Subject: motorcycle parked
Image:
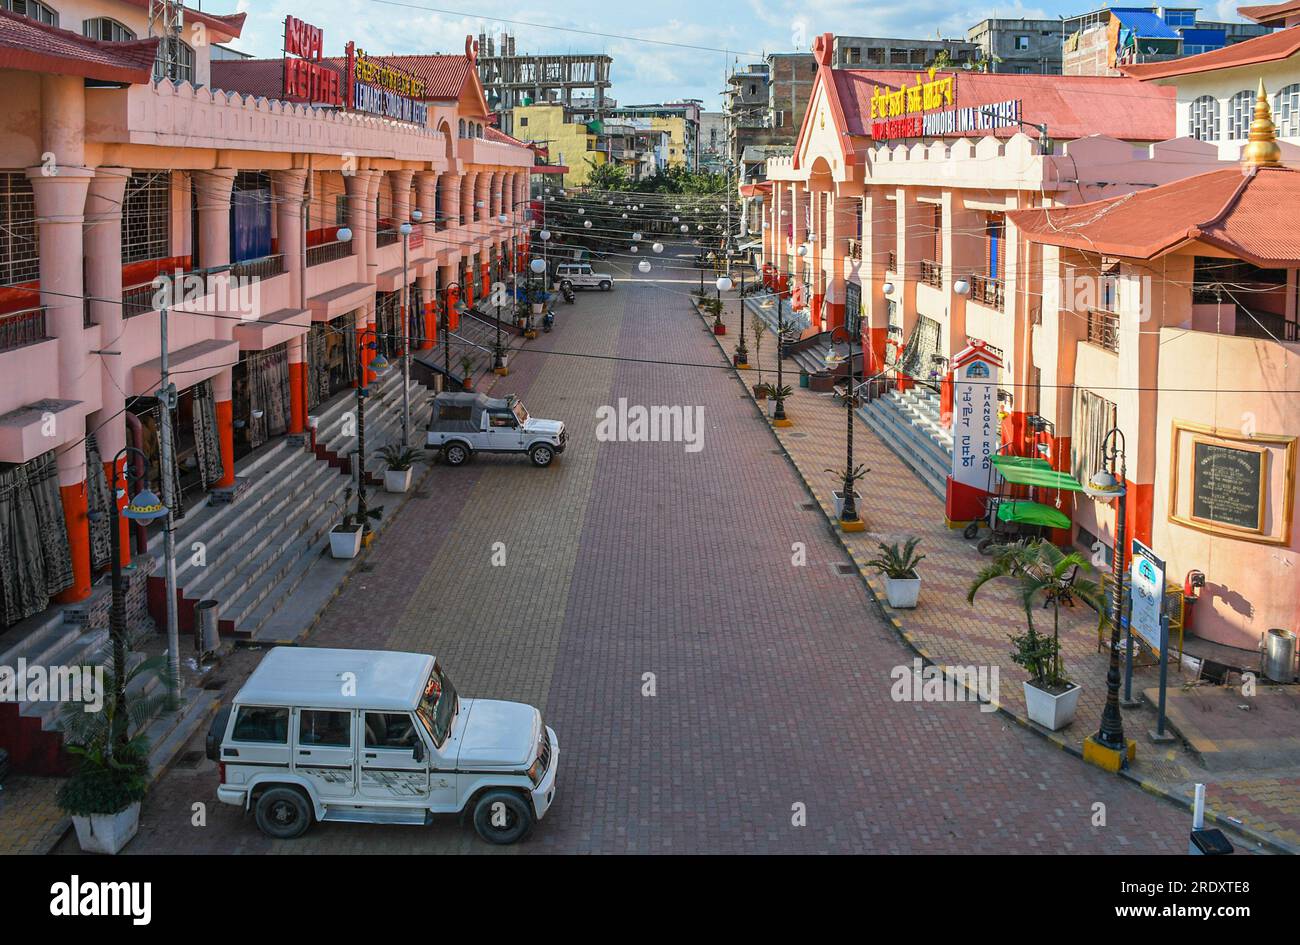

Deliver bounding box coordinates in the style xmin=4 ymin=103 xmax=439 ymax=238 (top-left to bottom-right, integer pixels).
xmin=543 ymin=310 xmax=555 ymax=332
xmin=560 ymin=282 xmax=576 ymax=304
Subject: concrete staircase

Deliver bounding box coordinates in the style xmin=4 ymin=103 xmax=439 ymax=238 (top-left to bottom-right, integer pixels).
xmin=858 ymin=386 xmax=952 ymax=499
xmin=148 ymin=366 xmax=432 ymax=643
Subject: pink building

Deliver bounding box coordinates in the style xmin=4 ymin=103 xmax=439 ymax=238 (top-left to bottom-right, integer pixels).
xmin=0 ymin=3 xmax=535 ymax=770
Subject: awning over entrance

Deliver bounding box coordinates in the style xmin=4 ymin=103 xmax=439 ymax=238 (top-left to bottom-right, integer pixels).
xmin=232 ymin=306 xmax=312 ymax=350
xmin=131 ymin=339 xmax=239 ymax=395
xmin=308 ymin=282 xmax=375 ymax=321
xmin=990 ymin=454 xmax=1084 ymax=491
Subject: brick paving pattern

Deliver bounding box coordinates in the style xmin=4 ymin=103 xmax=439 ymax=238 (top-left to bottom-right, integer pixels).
xmin=65 ymin=247 xmax=1242 ymax=854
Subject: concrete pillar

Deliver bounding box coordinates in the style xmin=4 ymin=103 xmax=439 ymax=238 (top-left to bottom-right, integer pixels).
xmin=417 ymin=273 xmax=435 ymax=350
xmin=86 ymin=167 xmax=133 ymax=566
xmin=194 ymin=168 xmax=237 ymax=488
xmin=390 ymin=168 xmax=414 ymax=226
xmin=439 ymin=172 xmax=461 ymax=228
xmin=345 ymin=169 xmax=373 ymax=280
xmin=364 ymin=170 xmax=383 ymax=285
xmin=415 ymin=170 xmax=438 ymax=239
xmin=460 ymin=172 xmax=476 ymax=231
xmin=474 ymin=173 xmax=490 ymax=223
xmin=273 ymin=166 xmax=310 ymax=436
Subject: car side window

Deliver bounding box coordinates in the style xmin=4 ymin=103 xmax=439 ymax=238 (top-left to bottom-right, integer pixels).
xmin=232 ymin=706 xmax=289 ymax=743
xmin=489 ymin=413 xmax=514 ymax=427
xmin=365 ymin=713 xmax=418 ymax=749
xmin=299 ymin=709 xmax=351 ymax=747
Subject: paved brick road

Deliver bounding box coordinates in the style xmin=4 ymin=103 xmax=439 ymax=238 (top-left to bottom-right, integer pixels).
xmin=105 ymin=247 xmax=1193 ymax=854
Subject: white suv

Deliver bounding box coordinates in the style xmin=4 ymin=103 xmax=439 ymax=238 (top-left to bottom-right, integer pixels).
xmin=555 ymin=262 xmax=613 ymax=291
xmin=208 ymin=647 xmax=559 ymax=845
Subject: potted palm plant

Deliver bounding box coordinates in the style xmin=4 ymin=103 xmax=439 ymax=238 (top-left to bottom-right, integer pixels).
xmin=57 ymin=626 xmax=172 ymax=854
xmin=329 ymin=488 xmax=381 ymax=558
xmin=764 ymin=383 xmax=793 ymax=418
xmin=699 ymin=296 xmax=725 ymax=334
xmin=967 ymin=542 xmax=1103 ymax=731
xmin=750 ymin=320 xmax=767 ymax=396
xmin=379 ymin=444 xmax=425 ymax=493
xmin=459 ymin=353 xmax=476 ymax=391
xmin=827 ymin=463 xmax=869 ymax=524
xmin=866 ymin=537 xmax=925 ymax=608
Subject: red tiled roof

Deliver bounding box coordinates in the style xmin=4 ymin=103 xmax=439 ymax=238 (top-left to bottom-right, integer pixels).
xmin=485 ymin=125 xmax=525 ymax=147
xmin=213 ymin=53 xmax=479 ymax=104
xmin=115 ymin=1 xmax=245 ymax=39
xmin=1238 ymin=0 xmax=1300 ymax=25
xmin=1009 ymin=166 xmax=1300 ymax=267
xmin=1121 ymin=25 xmax=1300 ymax=80
xmin=0 ymin=9 xmax=159 ymax=84
xmin=835 ymin=69 xmax=1176 ymax=142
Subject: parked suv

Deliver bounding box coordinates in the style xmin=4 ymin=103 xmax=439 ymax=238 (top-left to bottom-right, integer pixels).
xmin=555 ymin=262 xmax=613 ymax=291
xmin=426 ymin=391 xmax=566 ymax=467
xmin=208 ymin=647 xmax=559 ymax=845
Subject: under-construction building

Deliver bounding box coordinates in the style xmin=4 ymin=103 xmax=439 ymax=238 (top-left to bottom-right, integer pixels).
xmin=476 ymin=32 xmax=613 ymax=136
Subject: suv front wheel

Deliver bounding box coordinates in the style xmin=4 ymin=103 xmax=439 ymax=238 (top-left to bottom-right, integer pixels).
xmin=472 ymin=790 xmax=534 ymax=844
xmin=529 ymin=444 xmax=555 ymax=467
xmin=599 ymin=280 xmax=612 ymax=291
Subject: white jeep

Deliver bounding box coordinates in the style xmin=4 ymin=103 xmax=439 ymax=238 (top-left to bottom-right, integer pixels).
xmin=555 ymin=262 xmax=613 ymax=291
xmin=208 ymin=647 xmax=559 ymax=845
xmin=426 ymin=391 xmax=566 ymax=467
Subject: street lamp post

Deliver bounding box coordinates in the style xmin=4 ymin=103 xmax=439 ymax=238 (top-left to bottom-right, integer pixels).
xmin=736 ymin=267 xmax=749 ymax=366
xmin=1085 ymin=428 xmax=1130 ymax=765
xmin=399 ymin=215 xmax=417 ymax=446
xmin=442 ymin=281 xmax=459 ymax=383
xmin=106 ymin=448 xmax=169 ymax=741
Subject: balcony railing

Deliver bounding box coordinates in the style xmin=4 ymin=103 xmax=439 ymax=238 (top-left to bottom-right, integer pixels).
xmin=919 ymin=259 xmax=943 ymax=288
xmin=970 ymin=274 xmax=1004 ymax=311
xmin=307 ymin=241 xmax=355 ymax=268
xmin=886 ymin=250 xmax=897 ymax=272
xmin=122 ymin=281 xmax=160 ymax=318
xmin=1086 ymin=308 xmax=1120 ymax=353
xmin=376 ymin=229 xmax=400 ymax=248
xmin=847 ymin=239 xmax=862 ymax=261
xmin=0 ymin=306 xmax=48 ymax=351
xmin=228 ymin=253 xmax=286 ymax=282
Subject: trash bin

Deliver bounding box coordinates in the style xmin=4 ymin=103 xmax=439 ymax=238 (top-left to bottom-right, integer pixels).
xmin=195 ymin=599 xmax=220 ymax=656
xmin=1262 ymin=628 xmax=1296 ymax=683
xmin=1189 ymin=828 xmax=1234 ymax=855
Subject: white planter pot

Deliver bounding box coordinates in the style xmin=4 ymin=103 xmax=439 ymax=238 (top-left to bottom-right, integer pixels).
xmin=329 ymin=525 xmax=363 ymax=559
xmin=883 ymin=574 xmax=920 ymax=608
xmin=531 ymin=303 xmax=543 ymax=314
xmin=384 ymin=468 xmax=413 ymax=493
xmin=71 ymin=801 xmax=140 ymax=855
xmin=1023 ymin=680 xmax=1081 ymax=731
xmin=832 ymin=490 xmax=863 ymax=520
xmin=767 ymin=398 xmax=778 ymax=417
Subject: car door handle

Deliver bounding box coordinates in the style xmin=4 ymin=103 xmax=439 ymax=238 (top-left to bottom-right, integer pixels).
xmin=222 ymin=748 xmax=239 ymax=757
xmin=364 ymin=753 xmax=378 ymax=759
xmin=298 ymin=750 xmax=312 ymax=755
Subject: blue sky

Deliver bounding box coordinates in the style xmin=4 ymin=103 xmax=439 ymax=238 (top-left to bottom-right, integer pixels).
xmin=229 ymin=0 xmax=1250 ymax=107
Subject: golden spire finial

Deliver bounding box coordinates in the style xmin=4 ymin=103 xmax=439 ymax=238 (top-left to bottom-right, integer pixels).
xmin=1243 ymin=78 xmax=1282 ymax=168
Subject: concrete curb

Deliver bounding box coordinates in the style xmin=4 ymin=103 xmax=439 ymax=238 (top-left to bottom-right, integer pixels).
xmin=700 ymin=290 xmax=1295 ymax=857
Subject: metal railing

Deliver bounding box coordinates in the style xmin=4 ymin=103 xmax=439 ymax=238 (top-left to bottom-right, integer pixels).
xmin=970 ymin=274 xmax=1004 ymax=311
xmin=307 ymin=241 xmax=354 ymax=268
xmin=1086 ymin=308 xmax=1120 ymax=352
xmin=122 ymin=281 xmax=160 ymax=318
xmin=886 ymin=250 xmax=897 ymax=272
xmin=229 ymin=253 xmax=285 ymax=282
xmin=847 ymin=239 xmax=862 ymax=260
xmin=376 ymin=229 xmax=400 ymax=248
xmin=0 ymin=306 xmax=47 ymax=351
xmin=919 ymin=259 xmax=942 ymax=288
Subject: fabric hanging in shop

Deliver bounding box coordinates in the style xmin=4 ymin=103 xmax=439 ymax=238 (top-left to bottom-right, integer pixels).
xmin=141 ymin=403 xmax=186 ymax=521
xmin=376 ymin=291 xmax=401 ymax=359
xmin=247 ymin=345 xmax=292 ymax=450
xmin=342 ymin=318 xmax=358 ymax=384
xmin=0 ymin=451 xmax=75 ymax=626
xmin=191 ymin=379 xmax=225 ymax=488
xmin=85 ymin=433 xmax=113 ymax=571
xmin=307 ymin=323 xmax=329 ymax=410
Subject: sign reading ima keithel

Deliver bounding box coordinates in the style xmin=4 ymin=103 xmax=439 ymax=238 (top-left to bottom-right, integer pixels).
xmin=949 ymin=342 xmax=1002 ymax=491
xmin=346 ymin=43 xmax=428 ymax=125
xmin=868 ymin=69 xmax=1022 ymax=142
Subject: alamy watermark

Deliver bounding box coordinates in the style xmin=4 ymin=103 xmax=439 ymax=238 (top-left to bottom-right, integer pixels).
xmin=0 ymin=660 xmax=104 ymax=713
xmin=890 ymin=658 xmax=999 ymax=712
xmin=595 ymin=399 xmax=705 ymax=453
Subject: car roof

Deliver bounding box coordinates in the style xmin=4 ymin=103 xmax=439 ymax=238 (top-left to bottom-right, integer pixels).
xmin=235 ymin=647 xmax=435 ymax=712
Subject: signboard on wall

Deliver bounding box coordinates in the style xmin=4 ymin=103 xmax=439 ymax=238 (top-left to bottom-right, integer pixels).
xmin=871 ymin=98 xmax=1023 ymax=142
xmin=282 ymin=16 xmax=343 ymax=107
xmin=345 ymin=42 xmax=428 ymax=125
xmin=1191 ymin=439 xmax=1266 ymax=532
xmin=949 ymin=342 xmax=1001 ymax=490
xmin=1129 ymin=539 xmax=1166 ymax=653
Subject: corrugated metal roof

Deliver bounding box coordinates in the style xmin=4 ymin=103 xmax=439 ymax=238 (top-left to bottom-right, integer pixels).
xmin=0 ymin=9 xmax=160 ymax=84
xmin=1011 ymin=166 xmax=1300 ymax=268
xmin=835 ymin=69 xmax=1175 ymax=142
xmin=1122 ymin=24 xmax=1300 ymax=80
xmin=1111 ymin=8 xmax=1181 ymax=39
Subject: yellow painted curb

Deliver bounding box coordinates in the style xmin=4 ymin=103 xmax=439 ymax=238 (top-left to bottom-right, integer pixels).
xmin=839 ymin=519 xmax=866 ymax=532
xmin=772 ymin=418 xmax=793 ymax=427
xmin=1083 ymin=735 xmax=1138 ymax=773
xmin=494 ymin=367 xmax=510 ymax=376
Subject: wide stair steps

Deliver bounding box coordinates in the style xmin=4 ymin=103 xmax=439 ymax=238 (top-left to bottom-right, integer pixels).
xmin=858 ymin=386 xmax=952 ymax=499
xmin=148 ymin=367 xmax=431 ymax=644
xmin=0 ymin=606 xmax=217 ymax=776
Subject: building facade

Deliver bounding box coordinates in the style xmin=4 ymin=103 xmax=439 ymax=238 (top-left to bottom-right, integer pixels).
xmin=1063 ymin=6 xmax=1273 ymax=76
xmin=966 ymin=18 xmax=1065 ymax=73
xmin=0 ymin=4 xmax=533 ymax=646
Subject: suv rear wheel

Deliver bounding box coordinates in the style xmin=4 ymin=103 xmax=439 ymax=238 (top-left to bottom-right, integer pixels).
xmin=254 ymin=787 xmax=312 ymax=840
xmin=472 ymin=790 xmax=533 ymax=844
xmin=443 ymin=442 xmax=470 ymax=466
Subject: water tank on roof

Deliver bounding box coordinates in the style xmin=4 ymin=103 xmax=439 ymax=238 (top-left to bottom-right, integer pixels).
xmin=586 ymin=119 xmax=604 ymax=134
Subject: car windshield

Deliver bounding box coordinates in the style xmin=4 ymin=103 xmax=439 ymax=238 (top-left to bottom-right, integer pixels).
xmin=416 ymin=664 xmax=458 ymax=748
xmin=512 ymin=401 xmax=529 ymax=425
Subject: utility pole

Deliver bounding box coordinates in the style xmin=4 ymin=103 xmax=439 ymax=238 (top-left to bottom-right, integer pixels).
xmin=156 ymin=303 xmax=180 ymax=700
xmin=148 ymin=0 xmax=184 ymax=81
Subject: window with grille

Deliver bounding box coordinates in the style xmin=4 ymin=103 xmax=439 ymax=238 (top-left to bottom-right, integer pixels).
xmin=121 ymin=172 xmax=171 ymax=265
xmin=3 ymin=0 xmax=58 ymax=26
xmin=1227 ymin=89 xmax=1254 ymax=140
xmin=1275 ymin=84 xmax=1300 ymax=138
xmin=1188 ymin=95 xmax=1219 ymax=141
xmin=335 ymin=194 xmax=348 ymax=226
xmin=83 ymin=17 xmax=136 ymax=42
xmin=153 ymin=38 xmax=195 ymax=84
xmin=0 ymin=172 xmax=38 ymax=288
